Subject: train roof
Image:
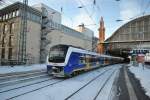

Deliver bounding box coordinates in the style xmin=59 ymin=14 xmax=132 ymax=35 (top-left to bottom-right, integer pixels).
xmin=51 ymin=44 xmax=123 ymax=59
xmin=51 ymin=44 xmax=83 ymax=49
xmin=69 ymin=46 xmax=123 ymax=59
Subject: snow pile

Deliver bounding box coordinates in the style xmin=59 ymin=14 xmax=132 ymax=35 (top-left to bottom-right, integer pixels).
xmin=0 ymin=64 xmax=46 ymax=74
xmin=129 ymin=64 xmax=150 ymax=97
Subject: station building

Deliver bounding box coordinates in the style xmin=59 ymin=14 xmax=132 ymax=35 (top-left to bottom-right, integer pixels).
xmin=0 ymin=2 xmax=42 ymax=65
xmin=104 ymin=15 xmax=150 ymax=58
xmin=0 ymin=2 xmax=94 ymax=65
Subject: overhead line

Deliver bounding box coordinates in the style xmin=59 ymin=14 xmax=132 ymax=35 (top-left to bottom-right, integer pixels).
xmin=78 ymin=0 xmax=97 ymax=25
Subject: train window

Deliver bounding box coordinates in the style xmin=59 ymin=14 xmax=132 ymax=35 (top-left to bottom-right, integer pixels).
xmin=79 ymin=56 xmax=85 ymax=64
xmin=92 ymin=57 xmax=97 ymax=62
xmin=85 ymin=55 xmax=96 ymax=63
xmin=50 ymin=50 xmax=65 ymax=57
xmin=89 ymin=56 xmax=94 ymax=63
xmin=48 ymin=45 xmax=69 ymax=63
xmin=85 ymin=55 xmax=90 ymax=63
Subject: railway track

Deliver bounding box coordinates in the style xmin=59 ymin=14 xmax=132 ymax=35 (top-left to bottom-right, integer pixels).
xmin=0 ymin=70 xmax=46 ymax=82
xmin=6 ymin=79 xmax=65 ymax=100
xmin=93 ymin=70 xmax=116 ymax=100
xmin=0 ymin=76 xmax=52 ymax=93
xmin=64 ymin=68 xmax=116 ymax=100
xmin=0 ymin=70 xmax=48 ymax=88
xmin=0 ymin=77 xmax=65 ymax=100
xmin=64 ymin=67 xmax=115 ymax=100
xmin=0 ymin=67 xmax=111 ymax=100
xmin=0 ymin=65 xmax=120 ymax=100
xmin=0 ymin=69 xmax=46 ymax=77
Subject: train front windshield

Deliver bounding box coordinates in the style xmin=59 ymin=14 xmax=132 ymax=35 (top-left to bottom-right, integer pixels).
xmin=49 ymin=45 xmax=68 ymax=63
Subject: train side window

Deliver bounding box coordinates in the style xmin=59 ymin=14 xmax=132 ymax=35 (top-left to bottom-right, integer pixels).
xmin=91 ymin=56 xmax=94 ymax=63
xmin=79 ymin=55 xmax=85 ymax=64
xmin=88 ymin=56 xmax=91 ymax=63
xmin=85 ymin=55 xmax=89 ymax=63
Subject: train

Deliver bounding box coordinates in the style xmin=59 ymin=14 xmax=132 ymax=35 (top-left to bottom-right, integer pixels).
xmin=46 ymin=44 xmax=124 ymax=77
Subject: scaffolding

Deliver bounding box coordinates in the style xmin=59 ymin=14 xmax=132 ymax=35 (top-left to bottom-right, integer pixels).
xmin=18 ymin=0 xmax=28 ymax=64
xmin=40 ymin=7 xmax=50 ymax=63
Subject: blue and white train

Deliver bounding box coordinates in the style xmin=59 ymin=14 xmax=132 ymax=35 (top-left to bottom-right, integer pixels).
xmin=47 ymin=44 xmax=124 ymax=77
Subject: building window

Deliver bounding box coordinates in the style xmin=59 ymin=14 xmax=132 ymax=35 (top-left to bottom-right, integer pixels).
xmin=9 ymin=35 xmax=14 ymax=46
xmin=27 ymin=12 xmax=29 ymax=19
xmin=3 ymin=24 xmax=8 ymax=34
xmin=10 ymin=23 xmax=15 ymax=34
xmin=38 ymin=16 xmax=41 ymax=23
xmin=12 ymin=11 xmax=16 ymax=17
xmin=6 ymin=14 xmax=8 ymax=19
xmin=30 ymin=13 xmax=33 ymax=20
xmin=1 ymin=48 xmax=5 ymax=59
xmin=16 ymin=10 xmax=19 ymax=16
xmin=0 ymin=34 xmax=1 ymax=43
xmin=2 ymin=36 xmax=4 ymax=47
xmin=1 ymin=16 xmax=3 ymax=21
xmin=32 ymin=14 xmax=36 ymax=21
xmin=9 ymin=36 xmax=12 ymax=46
xmin=8 ymin=48 xmax=13 ymax=59
xmin=2 ymin=36 xmax=7 ymax=47
xmin=8 ymin=13 xmax=12 ymax=19
xmin=0 ymin=24 xmax=2 ymax=33
xmin=2 ymin=15 xmax=5 ymax=20
xmin=0 ymin=16 xmax=2 ymax=21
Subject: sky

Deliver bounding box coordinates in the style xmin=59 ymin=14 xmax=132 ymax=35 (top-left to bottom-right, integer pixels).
xmin=1 ymin=0 xmax=150 ymax=39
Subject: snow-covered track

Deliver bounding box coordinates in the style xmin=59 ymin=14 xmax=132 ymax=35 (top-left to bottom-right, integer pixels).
xmin=0 ymin=69 xmax=46 ymax=77
xmin=0 ymin=65 xmax=121 ymax=100
xmin=0 ymin=78 xmax=65 ymax=100
xmin=0 ymin=69 xmax=46 ymax=81
xmin=0 ymin=73 xmax=49 ymax=88
xmin=0 ymin=77 xmax=53 ymax=93
xmin=64 ymin=68 xmax=113 ymax=100
xmin=0 ymin=70 xmax=48 ymax=88
xmin=93 ymin=70 xmax=116 ymax=100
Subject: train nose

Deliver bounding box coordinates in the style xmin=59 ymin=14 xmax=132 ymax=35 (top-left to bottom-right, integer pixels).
xmin=52 ymin=66 xmax=62 ymax=73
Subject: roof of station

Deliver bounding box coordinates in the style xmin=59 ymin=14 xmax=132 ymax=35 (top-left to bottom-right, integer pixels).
xmin=105 ymin=14 xmax=150 ymax=42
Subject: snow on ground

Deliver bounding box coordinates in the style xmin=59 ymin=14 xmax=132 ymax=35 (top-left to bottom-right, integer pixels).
xmin=96 ymin=69 xmax=120 ymax=100
xmin=0 ymin=64 xmax=46 ymax=74
xmin=10 ymin=68 xmax=109 ymax=100
xmin=4 ymin=64 xmax=121 ymax=100
xmin=129 ymin=63 xmax=150 ymax=97
xmin=69 ymin=68 xmax=120 ymax=100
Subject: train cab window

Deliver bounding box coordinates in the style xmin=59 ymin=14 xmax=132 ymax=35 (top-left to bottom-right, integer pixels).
xmin=50 ymin=50 xmax=65 ymax=58
xmin=48 ymin=45 xmax=69 ymax=63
